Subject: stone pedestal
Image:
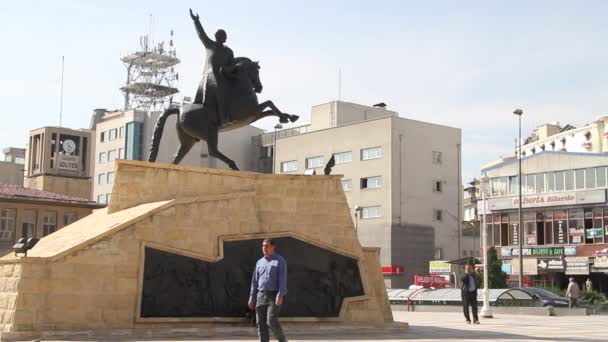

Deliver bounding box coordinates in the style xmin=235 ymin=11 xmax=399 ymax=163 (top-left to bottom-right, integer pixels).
xmin=0 ymin=160 xmax=397 ymax=340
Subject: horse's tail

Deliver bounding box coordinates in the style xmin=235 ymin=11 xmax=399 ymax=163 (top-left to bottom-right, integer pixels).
xmin=148 ymin=107 xmax=180 ymax=162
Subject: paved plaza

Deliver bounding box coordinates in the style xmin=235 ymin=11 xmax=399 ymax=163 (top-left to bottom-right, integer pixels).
xmin=118 ymin=311 xmax=607 ymax=342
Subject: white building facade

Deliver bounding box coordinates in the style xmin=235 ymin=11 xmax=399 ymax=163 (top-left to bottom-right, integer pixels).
xmin=273 ymin=101 xmax=463 ymax=288
xmin=90 ymin=109 xmax=263 ymax=204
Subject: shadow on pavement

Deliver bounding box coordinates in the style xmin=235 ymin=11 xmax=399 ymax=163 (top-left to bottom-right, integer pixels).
xmin=112 ymin=322 xmax=602 ymax=341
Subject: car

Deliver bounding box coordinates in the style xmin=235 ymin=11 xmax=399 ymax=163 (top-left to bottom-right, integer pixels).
xmin=522 ymin=287 xmax=570 ymax=308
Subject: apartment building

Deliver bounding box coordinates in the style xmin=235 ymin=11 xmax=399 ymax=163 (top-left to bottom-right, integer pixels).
xmin=272 ymin=101 xmax=462 ymax=288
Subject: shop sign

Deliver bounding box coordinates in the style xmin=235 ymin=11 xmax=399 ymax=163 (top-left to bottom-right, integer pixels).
xmin=414 ymin=275 xmax=447 ymax=288
xmin=593 ymin=249 xmax=608 ymax=269
xmin=537 ymin=259 xmax=565 ymax=272
xmin=504 ymin=246 xmax=576 ymax=257
xmin=382 ymin=265 xmax=404 ymax=275
xmin=586 ymin=228 xmax=603 ymax=239
xmin=512 ymin=223 xmax=519 ymax=245
xmin=429 ymin=261 xmax=451 ymax=274
xmin=569 ymin=228 xmax=584 ymax=236
xmin=57 ymin=154 xmax=79 ymax=171
xmin=511 ymin=258 xmax=538 ymax=275
xmin=556 ymin=221 xmax=566 ymax=243
xmin=488 ymin=189 xmax=606 ymax=210
xmin=565 ymin=257 xmax=589 ymax=275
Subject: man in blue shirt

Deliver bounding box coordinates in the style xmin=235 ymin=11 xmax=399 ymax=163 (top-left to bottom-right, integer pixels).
xmin=248 ymin=238 xmax=288 ymax=342
xmin=461 ymin=264 xmax=479 ymax=324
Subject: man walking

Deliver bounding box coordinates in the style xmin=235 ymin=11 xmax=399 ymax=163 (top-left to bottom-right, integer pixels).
xmin=248 ymin=238 xmax=288 ymax=342
xmin=461 ymin=264 xmax=479 ymax=324
xmin=566 ymin=277 xmax=580 ymax=308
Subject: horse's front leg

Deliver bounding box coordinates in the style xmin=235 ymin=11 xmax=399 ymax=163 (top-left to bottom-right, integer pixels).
xmin=256 ymin=100 xmax=299 ymax=123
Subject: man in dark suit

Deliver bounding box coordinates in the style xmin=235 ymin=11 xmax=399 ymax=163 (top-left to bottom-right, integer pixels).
xmin=461 ymin=264 xmax=479 ymax=324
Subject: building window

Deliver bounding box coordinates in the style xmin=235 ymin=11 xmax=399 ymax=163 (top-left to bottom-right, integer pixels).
xmin=42 ymin=211 xmax=57 ymax=236
xmin=508 ymin=176 xmax=519 ymax=195
xmin=341 ymin=179 xmax=352 ymax=192
xmin=125 ymin=121 xmax=144 ymax=161
xmin=433 ymin=180 xmax=443 ymax=192
xmin=491 ymin=177 xmax=508 ymax=196
xmin=107 ymin=172 xmax=114 ymax=184
xmin=361 ymin=176 xmax=382 ymax=189
xmin=305 ymin=156 xmax=324 ymax=169
xmin=15 ymin=157 xmax=25 ymax=164
xmin=0 ymin=208 xmax=16 ymax=241
xmin=432 ymin=151 xmax=442 ymax=165
xmin=106 ymin=193 xmax=112 ymax=204
xmin=564 ymin=170 xmax=574 ymax=190
xmin=281 ymin=160 xmax=297 ymax=173
xmin=586 ymin=168 xmax=596 ymax=189
xmin=546 ymin=172 xmax=555 ymax=192
xmin=108 ymin=149 xmax=119 ymax=162
xmin=118 ymin=148 xmax=124 ymax=159
xmin=361 ymin=206 xmax=382 ymax=219
xmin=574 ymin=169 xmax=585 ymax=190
xmin=63 ymin=212 xmax=78 ymax=226
xmin=433 ymin=209 xmax=443 ymax=222
xmin=98 ymin=173 xmax=105 ymax=185
xmin=334 ymin=151 xmax=352 ymax=164
xmin=535 ymin=173 xmax=545 ymax=193
xmin=119 ymin=126 xmax=125 ymax=139
xmin=99 ymin=152 xmax=107 ymax=163
xmin=555 ymin=171 xmax=565 ymax=191
xmin=361 ymin=147 xmax=382 ymax=161
xmin=597 ymin=166 xmax=607 ymax=187
xmin=97 ymin=194 xmax=107 ymax=204
xmin=100 ymin=131 xmax=105 ymax=143
xmin=21 ymin=209 xmax=36 ymax=238
xmin=109 ymin=128 xmax=118 ymax=141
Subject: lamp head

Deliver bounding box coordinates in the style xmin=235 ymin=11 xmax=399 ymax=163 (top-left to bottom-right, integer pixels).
xmin=513 ymin=109 xmax=523 ymax=116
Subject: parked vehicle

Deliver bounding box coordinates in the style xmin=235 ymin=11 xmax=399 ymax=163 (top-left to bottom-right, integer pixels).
xmin=522 ymin=288 xmax=569 ymax=308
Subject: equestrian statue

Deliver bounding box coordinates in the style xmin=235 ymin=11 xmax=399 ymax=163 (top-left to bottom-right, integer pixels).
xmin=148 ymin=9 xmax=299 ymax=170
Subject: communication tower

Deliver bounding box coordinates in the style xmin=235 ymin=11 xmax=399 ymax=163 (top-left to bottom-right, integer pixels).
xmin=121 ymin=30 xmax=180 ymax=111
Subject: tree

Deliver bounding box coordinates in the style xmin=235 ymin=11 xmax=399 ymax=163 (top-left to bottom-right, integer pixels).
xmin=479 ymin=246 xmax=508 ymax=288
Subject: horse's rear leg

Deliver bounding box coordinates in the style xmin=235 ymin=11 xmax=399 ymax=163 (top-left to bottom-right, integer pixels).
xmin=206 ymin=126 xmax=239 ymax=170
xmin=171 ymin=128 xmax=197 ymax=165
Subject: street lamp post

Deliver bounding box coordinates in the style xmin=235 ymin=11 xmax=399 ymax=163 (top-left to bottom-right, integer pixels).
xmin=272 ymin=123 xmax=283 ymax=173
xmin=480 ymin=173 xmax=493 ymax=318
xmin=513 ymin=108 xmax=524 ymax=287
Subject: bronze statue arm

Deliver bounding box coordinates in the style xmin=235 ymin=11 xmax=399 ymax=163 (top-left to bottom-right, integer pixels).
xmin=189 ymin=9 xmax=214 ymax=48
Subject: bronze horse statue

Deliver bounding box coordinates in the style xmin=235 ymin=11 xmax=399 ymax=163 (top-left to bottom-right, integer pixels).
xmin=148 ymin=57 xmax=299 ymax=170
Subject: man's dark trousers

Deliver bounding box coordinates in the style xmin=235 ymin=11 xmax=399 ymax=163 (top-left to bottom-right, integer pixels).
xmin=256 ymin=291 xmax=287 ymax=342
xmin=462 ymin=291 xmax=478 ymax=322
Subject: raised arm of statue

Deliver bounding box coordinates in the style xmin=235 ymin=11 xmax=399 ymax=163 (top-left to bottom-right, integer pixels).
xmin=189 ymin=9 xmax=214 ymax=49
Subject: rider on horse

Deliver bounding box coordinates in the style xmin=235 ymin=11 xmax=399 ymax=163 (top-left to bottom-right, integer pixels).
xmin=190 ymin=9 xmax=237 ymax=126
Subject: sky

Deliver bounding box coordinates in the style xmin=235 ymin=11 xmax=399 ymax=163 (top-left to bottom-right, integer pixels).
xmin=1 ymin=0 xmax=607 ymax=183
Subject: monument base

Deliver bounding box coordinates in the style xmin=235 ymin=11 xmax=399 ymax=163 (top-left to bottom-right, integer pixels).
xmin=0 ymin=161 xmax=396 ymax=339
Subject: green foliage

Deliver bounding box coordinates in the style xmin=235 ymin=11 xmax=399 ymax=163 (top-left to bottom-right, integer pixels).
xmin=479 ymin=246 xmax=508 ymax=289
xmin=579 ymin=290 xmax=608 ymax=305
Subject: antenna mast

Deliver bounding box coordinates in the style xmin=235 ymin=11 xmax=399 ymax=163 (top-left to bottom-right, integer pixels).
xmin=120 ymin=19 xmax=179 ymax=112
xmin=59 ymin=56 xmax=65 ymax=127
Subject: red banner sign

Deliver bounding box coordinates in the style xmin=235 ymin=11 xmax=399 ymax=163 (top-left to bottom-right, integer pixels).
xmin=414 ymin=275 xmax=447 ymax=288
xmin=382 ymin=265 xmax=404 ymax=275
